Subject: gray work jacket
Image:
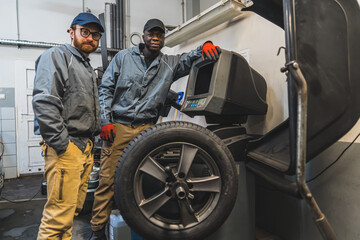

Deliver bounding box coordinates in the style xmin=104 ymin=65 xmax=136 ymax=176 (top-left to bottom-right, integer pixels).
xmin=99 ymin=43 xmax=203 ymax=126
xmin=32 ymin=44 xmax=101 ymax=155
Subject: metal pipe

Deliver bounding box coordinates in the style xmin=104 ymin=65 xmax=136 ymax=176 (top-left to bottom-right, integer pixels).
xmin=113 ymin=4 xmax=118 ymax=49
xmin=283 ymin=0 xmax=296 ymax=60
xmin=99 ymin=13 xmax=109 ymax=70
xmin=0 ymin=38 xmax=61 ymax=48
xmin=124 ymin=0 xmax=130 ymax=48
xmin=116 ymin=0 xmax=124 ymax=49
xmin=165 ymin=0 xmax=245 ymax=47
xmin=289 ymin=62 xmax=337 ymax=240
xmin=182 ymin=0 xmax=186 ymax=24
xmin=283 ymin=1 xmax=337 ymax=238
xmin=105 ymin=3 xmax=112 ymax=49
xmin=110 ymin=4 xmax=115 ymax=49
xmin=16 ymin=0 xmax=20 ymax=41
xmin=0 ymin=38 xmax=103 ymax=53
xmin=283 ymin=0 xmax=297 ymax=172
xmin=119 ymin=0 xmax=124 ymax=49
xmin=116 ymin=0 xmax=120 ymax=49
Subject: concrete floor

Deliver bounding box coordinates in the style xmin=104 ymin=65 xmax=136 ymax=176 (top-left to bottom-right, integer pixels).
xmin=0 ymin=175 xmax=281 ymax=240
xmin=0 ymin=175 xmax=92 ymax=240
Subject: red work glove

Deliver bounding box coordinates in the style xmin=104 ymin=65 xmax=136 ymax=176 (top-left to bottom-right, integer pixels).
xmin=201 ymin=41 xmax=221 ymax=61
xmin=100 ymin=124 xmax=116 ymax=142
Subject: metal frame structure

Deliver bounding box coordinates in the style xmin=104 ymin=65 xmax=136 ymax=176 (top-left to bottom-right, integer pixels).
xmin=282 ymin=0 xmax=337 ymax=238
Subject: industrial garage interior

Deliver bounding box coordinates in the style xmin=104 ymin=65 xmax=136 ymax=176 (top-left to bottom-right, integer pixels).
xmin=1 ymin=0 xmax=360 ymax=239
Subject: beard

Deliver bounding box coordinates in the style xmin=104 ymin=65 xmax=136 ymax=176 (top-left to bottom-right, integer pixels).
xmin=73 ymin=35 xmax=98 ymax=54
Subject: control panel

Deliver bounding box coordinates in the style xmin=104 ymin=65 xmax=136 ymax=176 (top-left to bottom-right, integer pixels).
xmin=183 ymin=98 xmax=207 ymax=109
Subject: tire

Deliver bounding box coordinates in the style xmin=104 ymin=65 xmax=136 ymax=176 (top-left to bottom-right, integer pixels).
xmin=114 ymin=121 xmax=238 ymax=240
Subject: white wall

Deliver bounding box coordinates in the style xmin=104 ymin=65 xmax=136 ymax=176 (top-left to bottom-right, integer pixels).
xmin=0 ymin=0 xmax=114 ymax=43
xmin=0 ymin=0 xmax=183 ymax=88
xmin=200 ymin=0 xmax=219 ymax=11
xmin=125 ymin=0 xmax=183 ymax=47
xmin=0 ymin=0 xmax=117 ymax=88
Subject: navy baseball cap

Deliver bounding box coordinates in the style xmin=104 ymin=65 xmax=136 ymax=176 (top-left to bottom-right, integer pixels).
xmin=143 ymin=19 xmax=165 ymax=33
xmin=71 ymin=13 xmax=104 ymax=32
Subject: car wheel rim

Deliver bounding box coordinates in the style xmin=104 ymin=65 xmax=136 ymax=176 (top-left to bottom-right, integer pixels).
xmin=133 ymin=142 xmax=221 ymax=230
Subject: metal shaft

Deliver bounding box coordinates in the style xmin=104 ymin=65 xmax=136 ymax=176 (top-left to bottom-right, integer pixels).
xmin=288 ymin=61 xmax=337 ymax=240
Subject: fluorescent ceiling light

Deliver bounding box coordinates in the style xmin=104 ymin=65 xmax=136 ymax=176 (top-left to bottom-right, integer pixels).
xmin=165 ymin=0 xmax=253 ymax=47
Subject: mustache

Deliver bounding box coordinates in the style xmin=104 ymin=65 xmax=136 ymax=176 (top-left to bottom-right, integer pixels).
xmin=82 ymin=41 xmax=96 ymax=47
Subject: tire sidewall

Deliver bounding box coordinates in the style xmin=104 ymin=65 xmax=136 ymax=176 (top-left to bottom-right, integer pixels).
xmin=114 ymin=122 xmax=238 ymax=240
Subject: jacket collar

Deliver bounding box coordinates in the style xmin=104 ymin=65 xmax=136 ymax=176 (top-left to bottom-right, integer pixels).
xmin=133 ymin=43 xmax=163 ymax=66
xmin=133 ymin=44 xmax=142 ymax=55
xmin=65 ymin=43 xmax=90 ymax=62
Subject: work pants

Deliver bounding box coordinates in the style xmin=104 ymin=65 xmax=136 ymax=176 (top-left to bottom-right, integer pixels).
xmin=90 ymin=122 xmax=152 ymax=231
xmin=37 ymin=140 xmax=93 ymax=240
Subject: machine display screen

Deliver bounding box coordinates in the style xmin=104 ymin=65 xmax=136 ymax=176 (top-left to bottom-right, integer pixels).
xmin=181 ymin=50 xmax=268 ymax=122
xmin=194 ymin=61 xmax=214 ymax=95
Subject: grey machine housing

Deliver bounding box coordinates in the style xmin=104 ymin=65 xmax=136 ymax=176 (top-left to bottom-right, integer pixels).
xmin=181 ymin=49 xmax=268 ymax=124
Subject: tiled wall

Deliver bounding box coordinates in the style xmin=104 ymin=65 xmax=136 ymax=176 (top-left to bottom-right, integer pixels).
xmin=0 ymin=88 xmax=17 ymax=179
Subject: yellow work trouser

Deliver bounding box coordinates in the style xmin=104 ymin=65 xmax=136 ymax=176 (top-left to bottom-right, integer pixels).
xmin=90 ymin=122 xmax=152 ymax=231
xmin=37 ymin=140 xmax=93 ymax=240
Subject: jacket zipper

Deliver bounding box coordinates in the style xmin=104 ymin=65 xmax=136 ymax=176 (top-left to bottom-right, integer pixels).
xmin=59 ymin=169 xmax=65 ymax=201
xmin=91 ymin=69 xmax=97 ymax=135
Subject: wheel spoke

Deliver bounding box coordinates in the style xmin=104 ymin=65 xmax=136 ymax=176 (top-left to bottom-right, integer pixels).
xmin=139 ymin=156 xmax=167 ymax=183
xmin=188 ymin=176 xmax=221 ymax=192
xmin=178 ymin=199 xmax=199 ymax=227
xmin=177 ymin=145 xmax=198 ymax=178
xmin=139 ymin=188 xmax=172 ymax=218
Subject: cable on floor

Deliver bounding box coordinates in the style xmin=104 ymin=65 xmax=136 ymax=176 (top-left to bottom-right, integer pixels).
xmin=256 ymin=132 xmax=360 ymax=193
xmin=0 ymin=178 xmax=43 ymax=203
xmin=306 ymin=132 xmax=360 ymax=183
xmin=0 ymin=188 xmax=42 ymax=203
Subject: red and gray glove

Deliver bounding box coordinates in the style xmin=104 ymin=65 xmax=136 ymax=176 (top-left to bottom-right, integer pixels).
xmin=201 ymin=41 xmax=221 ymax=61
xmin=100 ymin=124 xmax=116 ymax=142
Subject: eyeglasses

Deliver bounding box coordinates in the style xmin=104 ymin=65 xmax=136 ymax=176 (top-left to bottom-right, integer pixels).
xmin=77 ymin=28 xmax=102 ymax=41
xmin=145 ymin=32 xmax=165 ymax=39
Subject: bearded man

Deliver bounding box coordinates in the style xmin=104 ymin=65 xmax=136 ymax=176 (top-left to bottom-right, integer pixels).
xmin=32 ymin=12 xmax=103 ymax=240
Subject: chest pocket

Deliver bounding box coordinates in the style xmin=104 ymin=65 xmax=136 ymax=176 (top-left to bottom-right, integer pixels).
xmin=115 ymin=69 xmax=143 ymax=97
xmin=67 ymin=62 xmax=94 ymax=94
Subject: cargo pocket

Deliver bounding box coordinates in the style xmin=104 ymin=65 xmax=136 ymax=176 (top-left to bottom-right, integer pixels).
xmin=49 ymin=168 xmax=66 ymax=203
xmin=99 ymin=143 xmax=113 ymax=173
xmin=100 ymin=142 xmax=112 ymax=159
xmin=59 ymin=169 xmax=65 ymax=201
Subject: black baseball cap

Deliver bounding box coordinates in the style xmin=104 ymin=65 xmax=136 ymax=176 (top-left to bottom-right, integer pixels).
xmin=71 ymin=13 xmax=104 ymax=32
xmin=143 ymin=19 xmax=165 ymax=33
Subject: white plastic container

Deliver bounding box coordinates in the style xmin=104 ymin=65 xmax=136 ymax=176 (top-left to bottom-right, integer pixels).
xmin=109 ymin=209 xmax=131 ymax=240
